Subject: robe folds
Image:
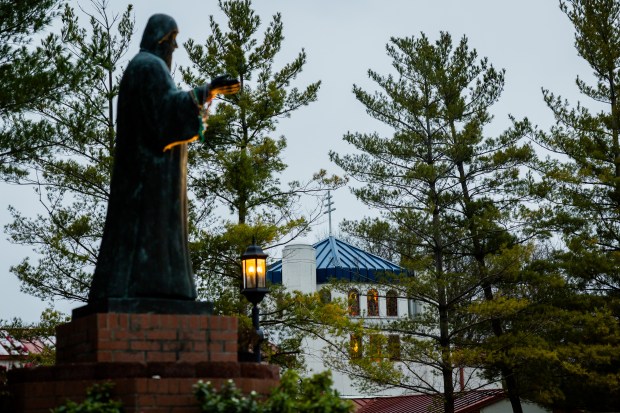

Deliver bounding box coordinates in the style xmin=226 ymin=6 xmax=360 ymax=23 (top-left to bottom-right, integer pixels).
xmin=89 ymin=15 xmax=203 ymax=302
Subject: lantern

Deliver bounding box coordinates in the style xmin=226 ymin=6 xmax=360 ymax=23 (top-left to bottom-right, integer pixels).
xmin=240 ymin=242 xmax=269 ymax=363
xmin=241 ymin=243 xmax=268 ymax=293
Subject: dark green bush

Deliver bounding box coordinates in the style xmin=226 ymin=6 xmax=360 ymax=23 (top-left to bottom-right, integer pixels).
xmin=52 ymin=382 xmax=123 ymax=413
xmin=194 ymin=370 xmax=353 ymax=413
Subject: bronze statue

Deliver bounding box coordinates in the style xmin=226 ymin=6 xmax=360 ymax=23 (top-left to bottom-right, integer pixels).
xmin=83 ymin=14 xmax=239 ymax=314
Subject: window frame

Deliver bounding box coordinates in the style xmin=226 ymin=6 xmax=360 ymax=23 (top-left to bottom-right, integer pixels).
xmin=350 ymin=334 xmax=362 ymax=359
xmin=348 ymin=289 xmax=360 ymax=316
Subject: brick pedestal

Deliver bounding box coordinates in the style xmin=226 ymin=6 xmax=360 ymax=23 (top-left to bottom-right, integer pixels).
xmin=7 ymin=313 xmax=279 ymax=413
xmin=56 ymin=313 xmax=238 ymax=364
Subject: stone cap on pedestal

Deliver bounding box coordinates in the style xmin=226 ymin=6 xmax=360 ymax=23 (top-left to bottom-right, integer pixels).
xmin=72 ymin=298 xmax=213 ymax=319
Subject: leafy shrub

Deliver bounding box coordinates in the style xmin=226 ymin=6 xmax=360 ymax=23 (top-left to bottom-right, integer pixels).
xmin=52 ymin=382 xmax=123 ymax=413
xmin=194 ymin=370 xmax=352 ymax=413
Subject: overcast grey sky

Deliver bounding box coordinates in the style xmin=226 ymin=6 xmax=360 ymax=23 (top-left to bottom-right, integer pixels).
xmin=0 ymin=0 xmax=590 ymax=322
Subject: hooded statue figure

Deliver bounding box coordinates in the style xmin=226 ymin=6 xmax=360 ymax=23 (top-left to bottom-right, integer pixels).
xmin=84 ymin=14 xmax=238 ymax=312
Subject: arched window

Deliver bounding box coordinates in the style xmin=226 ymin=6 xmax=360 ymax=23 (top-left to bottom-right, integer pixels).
xmin=319 ymin=288 xmax=331 ymax=304
xmin=348 ymin=289 xmax=360 ymax=316
xmin=386 ymin=289 xmax=398 ymax=317
xmin=367 ymin=289 xmax=379 ymax=316
xmin=350 ymin=334 xmax=362 ymax=359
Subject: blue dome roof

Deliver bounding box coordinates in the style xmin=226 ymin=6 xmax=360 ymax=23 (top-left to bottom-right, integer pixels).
xmin=267 ymin=236 xmax=406 ymax=285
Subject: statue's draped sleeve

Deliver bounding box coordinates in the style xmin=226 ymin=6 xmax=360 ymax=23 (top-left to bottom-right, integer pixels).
xmin=128 ymin=53 xmax=200 ymax=152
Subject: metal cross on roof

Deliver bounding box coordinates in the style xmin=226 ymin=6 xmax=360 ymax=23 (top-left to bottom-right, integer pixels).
xmin=323 ymin=190 xmax=336 ymax=236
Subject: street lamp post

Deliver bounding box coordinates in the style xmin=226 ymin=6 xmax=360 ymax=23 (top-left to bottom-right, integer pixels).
xmin=240 ymin=242 xmax=269 ymax=363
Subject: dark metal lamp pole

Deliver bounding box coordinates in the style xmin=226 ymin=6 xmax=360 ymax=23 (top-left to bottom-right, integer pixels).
xmin=240 ymin=243 xmax=268 ymax=363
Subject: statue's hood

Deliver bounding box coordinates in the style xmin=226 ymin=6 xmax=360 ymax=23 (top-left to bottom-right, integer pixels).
xmin=139 ymin=14 xmax=178 ymax=59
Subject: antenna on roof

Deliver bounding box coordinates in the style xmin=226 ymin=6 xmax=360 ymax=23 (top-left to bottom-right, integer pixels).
xmin=323 ymin=190 xmax=336 ymax=236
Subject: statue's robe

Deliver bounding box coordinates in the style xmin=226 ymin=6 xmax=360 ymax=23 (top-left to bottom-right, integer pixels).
xmin=89 ymin=15 xmax=203 ymax=302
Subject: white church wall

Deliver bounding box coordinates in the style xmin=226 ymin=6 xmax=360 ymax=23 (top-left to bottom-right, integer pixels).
xmin=299 ymin=284 xmax=428 ymax=397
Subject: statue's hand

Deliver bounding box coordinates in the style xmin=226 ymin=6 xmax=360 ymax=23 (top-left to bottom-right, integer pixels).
xmin=207 ymin=75 xmax=240 ymax=101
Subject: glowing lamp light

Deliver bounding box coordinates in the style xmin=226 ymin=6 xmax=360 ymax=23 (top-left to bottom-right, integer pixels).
xmin=241 ymin=243 xmax=268 ymax=293
xmin=241 ymin=242 xmax=269 ymax=363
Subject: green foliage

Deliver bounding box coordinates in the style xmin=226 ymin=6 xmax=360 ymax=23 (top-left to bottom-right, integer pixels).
xmin=537 ymin=0 xmax=620 ymax=296
xmin=52 ymin=382 xmax=123 ymax=413
xmin=528 ymin=1 xmax=620 ymax=409
xmin=210 ymin=284 xmax=351 ymax=372
xmin=4 ymin=0 xmax=134 ymax=302
xmin=181 ymin=0 xmax=343 ymax=369
xmin=329 ymin=31 xmax=537 ymax=412
xmin=181 ymin=0 xmax=343 ymax=252
xmin=194 ymin=379 xmax=262 ymax=413
xmin=0 ymin=0 xmax=71 ymax=117
xmin=0 ymin=0 xmax=79 ymax=179
xmin=181 ymin=0 xmax=328 ymax=231
xmin=193 ymin=370 xmax=352 ymax=413
xmin=259 ymin=287 xmax=350 ymax=370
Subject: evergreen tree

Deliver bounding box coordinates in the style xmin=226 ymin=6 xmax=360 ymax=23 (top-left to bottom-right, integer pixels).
xmin=458 ymin=240 xmax=620 ymax=411
xmin=180 ymin=0 xmax=342 ymax=364
xmin=531 ymin=0 xmax=620 ymax=408
xmin=330 ymin=32 xmax=534 ymax=413
xmin=0 ymin=0 xmax=77 ymax=179
xmin=539 ymin=0 xmax=620 ymax=301
xmin=4 ymin=0 xmax=134 ymax=302
xmin=180 ymin=0 xmax=334 ymax=278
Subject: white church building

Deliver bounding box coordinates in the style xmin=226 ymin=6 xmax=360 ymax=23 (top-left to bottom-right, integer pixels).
xmin=266 ymin=235 xmax=415 ymax=397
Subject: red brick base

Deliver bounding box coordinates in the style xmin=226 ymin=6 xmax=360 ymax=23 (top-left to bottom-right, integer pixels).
xmin=55 ymin=313 xmax=238 ymax=364
xmin=7 ymin=313 xmax=280 ymax=413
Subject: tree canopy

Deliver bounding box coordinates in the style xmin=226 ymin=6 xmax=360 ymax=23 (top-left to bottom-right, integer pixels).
xmin=328 ymin=30 xmax=544 ymax=413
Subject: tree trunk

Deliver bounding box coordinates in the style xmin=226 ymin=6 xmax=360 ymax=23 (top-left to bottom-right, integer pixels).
xmin=455 ymin=150 xmax=523 ymax=413
xmin=432 ymin=167 xmax=454 ymax=413
xmin=503 ymin=369 xmax=524 ymax=413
